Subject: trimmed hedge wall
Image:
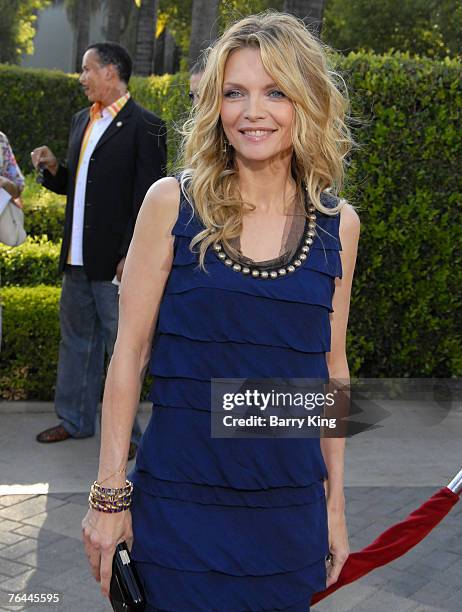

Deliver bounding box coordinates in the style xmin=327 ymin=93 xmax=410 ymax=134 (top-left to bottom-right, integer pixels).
xmin=0 ymin=286 xmax=152 ymax=401
xmin=21 ymin=175 xmax=65 ymax=242
xmin=0 ymin=65 xmax=87 ymax=172
xmin=343 ymin=52 xmax=462 ymax=377
xmin=0 ymin=286 xmax=61 ymax=400
xmin=0 ymin=52 xmax=461 ymax=399
xmin=0 ymin=237 xmax=61 ymax=286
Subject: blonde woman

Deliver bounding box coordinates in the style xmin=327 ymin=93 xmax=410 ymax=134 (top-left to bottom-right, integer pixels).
xmin=82 ymin=11 xmax=360 ymax=611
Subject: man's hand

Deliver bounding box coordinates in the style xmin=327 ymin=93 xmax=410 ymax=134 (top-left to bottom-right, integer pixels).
xmin=30 ymin=146 xmax=58 ymax=175
xmin=116 ymin=257 xmax=126 ymax=282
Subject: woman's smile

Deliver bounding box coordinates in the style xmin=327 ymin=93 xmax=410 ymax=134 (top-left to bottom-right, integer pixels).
xmin=238 ymin=128 xmax=277 ymax=142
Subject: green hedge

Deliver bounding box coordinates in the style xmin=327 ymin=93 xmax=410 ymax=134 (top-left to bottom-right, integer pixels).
xmin=342 ymin=52 xmax=462 ymax=377
xmin=0 ymin=286 xmax=61 ymax=400
xmin=0 ymin=66 xmax=87 ymax=172
xmin=21 ymin=175 xmax=65 ymax=242
xmin=0 ymin=236 xmax=61 ymax=286
xmin=0 ymin=286 xmax=152 ymax=401
xmin=1 ymin=53 xmax=461 ymax=384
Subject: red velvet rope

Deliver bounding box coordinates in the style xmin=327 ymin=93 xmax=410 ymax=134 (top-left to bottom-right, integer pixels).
xmin=312 ymin=487 xmax=459 ymax=605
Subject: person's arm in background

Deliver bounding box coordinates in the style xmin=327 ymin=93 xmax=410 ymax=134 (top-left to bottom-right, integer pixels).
xmin=40 ymin=158 xmax=68 ymax=195
xmin=118 ymin=114 xmax=167 ymax=268
xmin=322 ymin=202 xmax=360 ymax=587
xmin=0 ymin=133 xmax=25 ymax=199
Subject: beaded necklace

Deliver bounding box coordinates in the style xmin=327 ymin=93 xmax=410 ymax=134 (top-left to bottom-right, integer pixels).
xmin=212 ymin=190 xmax=316 ymax=279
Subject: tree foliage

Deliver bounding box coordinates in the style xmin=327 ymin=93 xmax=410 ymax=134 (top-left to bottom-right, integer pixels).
xmin=156 ymin=0 xmax=280 ymax=70
xmin=323 ymin=0 xmax=462 ymax=59
xmin=219 ymin=0 xmax=282 ymax=30
xmin=160 ymin=0 xmax=462 ymax=64
xmin=0 ymin=0 xmax=50 ymax=64
xmin=154 ymin=0 xmax=462 ymax=68
xmin=3 ymin=0 xmax=461 ymax=68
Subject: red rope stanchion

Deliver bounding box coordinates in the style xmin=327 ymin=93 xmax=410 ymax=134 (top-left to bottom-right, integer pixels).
xmin=312 ymin=469 xmax=461 ymax=606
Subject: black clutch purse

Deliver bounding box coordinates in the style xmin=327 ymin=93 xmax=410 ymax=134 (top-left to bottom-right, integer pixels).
xmin=109 ymin=542 xmax=146 ymax=611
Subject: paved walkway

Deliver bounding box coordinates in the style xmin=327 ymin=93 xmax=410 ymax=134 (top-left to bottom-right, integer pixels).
xmin=0 ymin=401 xmax=461 ymax=611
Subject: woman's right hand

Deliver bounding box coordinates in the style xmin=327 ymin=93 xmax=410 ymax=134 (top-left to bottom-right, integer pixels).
xmin=81 ymin=507 xmax=133 ymax=599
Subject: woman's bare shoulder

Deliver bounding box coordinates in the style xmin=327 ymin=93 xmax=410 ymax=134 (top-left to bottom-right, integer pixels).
xmin=145 ymin=176 xmax=181 ymax=208
xmin=138 ymin=176 xmax=181 ymax=232
xmin=339 ymin=201 xmax=360 ymax=236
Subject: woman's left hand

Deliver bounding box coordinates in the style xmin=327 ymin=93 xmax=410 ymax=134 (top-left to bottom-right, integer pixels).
xmin=325 ymin=506 xmax=350 ymax=588
xmin=0 ymin=176 xmax=20 ymax=199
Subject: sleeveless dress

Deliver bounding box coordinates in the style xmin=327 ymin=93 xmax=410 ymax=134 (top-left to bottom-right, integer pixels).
xmin=128 ymin=178 xmax=343 ymax=611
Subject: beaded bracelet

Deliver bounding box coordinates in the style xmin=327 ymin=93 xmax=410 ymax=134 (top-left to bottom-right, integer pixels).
xmin=88 ymin=479 xmax=133 ymax=513
xmin=90 ymin=480 xmax=133 ymax=498
xmin=92 ymin=479 xmax=133 ymax=496
xmin=90 ymin=490 xmax=132 ymax=505
xmin=88 ymin=495 xmax=131 ymax=514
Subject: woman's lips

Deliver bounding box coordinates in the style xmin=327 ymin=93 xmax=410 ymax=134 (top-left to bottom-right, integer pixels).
xmin=239 ymin=129 xmax=276 ymax=142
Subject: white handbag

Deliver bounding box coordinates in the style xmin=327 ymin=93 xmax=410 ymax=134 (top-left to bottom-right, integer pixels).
xmin=0 ymin=193 xmax=27 ymax=247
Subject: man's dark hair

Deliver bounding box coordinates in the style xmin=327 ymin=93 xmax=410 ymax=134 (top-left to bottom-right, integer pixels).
xmin=85 ymin=42 xmax=132 ymax=84
xmin=189 ymin=58 xmax=206 ymax=76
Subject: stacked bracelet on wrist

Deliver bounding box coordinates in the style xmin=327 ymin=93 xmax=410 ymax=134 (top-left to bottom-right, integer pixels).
xmin=88 ymin=479 xmax=133 ymax=513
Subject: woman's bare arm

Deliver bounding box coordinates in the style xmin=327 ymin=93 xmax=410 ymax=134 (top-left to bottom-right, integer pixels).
xmin=82 ymin=177 xmax=182 ymax=599
xmin=322 ymin=202 xmax=360 ymax=506
xmin=96 ymin=176 xmax=181 ymax=488
xmin=322 ymin=202 xmax=360 ymax=586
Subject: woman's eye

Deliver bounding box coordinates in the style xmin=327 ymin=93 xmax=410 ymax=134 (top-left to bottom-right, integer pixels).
xmin=223 ymin=90 xmax=241 ymax=98
xmin=269 ymin=90 xmax=285 ymax=98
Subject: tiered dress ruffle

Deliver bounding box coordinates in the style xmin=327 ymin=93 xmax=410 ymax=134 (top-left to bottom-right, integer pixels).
xmin=129 ymin=182 xmax=343 ymax=611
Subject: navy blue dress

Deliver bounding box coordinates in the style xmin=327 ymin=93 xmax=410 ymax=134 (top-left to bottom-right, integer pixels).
xmin=128 ymin=179 xmax=343 ymax=611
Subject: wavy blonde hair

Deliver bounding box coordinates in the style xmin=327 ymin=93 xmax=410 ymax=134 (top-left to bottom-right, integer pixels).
xmin=179 ymin=10 xmax=355 ymax=270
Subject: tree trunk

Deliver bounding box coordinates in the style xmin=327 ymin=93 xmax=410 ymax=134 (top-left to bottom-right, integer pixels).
xmin=283 ymin=0 xmax=326 ymax=38
xmin=163 ymin=29 xmax=176 ymax=74
xmin=106 ymin=0 xmax=124 ymax=42
xmin=134 ymin=0 xmax=158 ymax=76
xmin=74 ymin=0 xmax=91 ymax=71
xmin=153 ymin=27 xmax=165 ymax=74
xmin=188 ymin=0 xmax=219 ymax=69
xmin=0 ymin=0 xmax=19 ymax=63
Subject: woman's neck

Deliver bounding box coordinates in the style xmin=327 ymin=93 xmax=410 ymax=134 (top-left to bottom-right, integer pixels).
xmin=235 ymin=153 xmax=296 ymax=215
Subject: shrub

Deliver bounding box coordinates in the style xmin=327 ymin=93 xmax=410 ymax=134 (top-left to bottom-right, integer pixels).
xmin=341 ymin=52 xmax=462 ymax=377
xmin=0 ymin=285 xmax=152 ymax=400
xmin=0 ymin=285 xmax=61 ymax=400
xmin=0 ymin=65 xmax=88 ymax=172
xmin=21 ymin=174 xmax=65 ymax=242
xmin=0 ymin=236 xmax=61 ymax=286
